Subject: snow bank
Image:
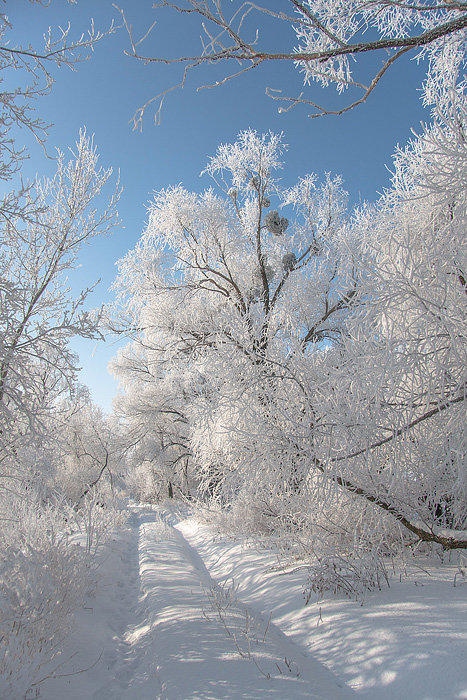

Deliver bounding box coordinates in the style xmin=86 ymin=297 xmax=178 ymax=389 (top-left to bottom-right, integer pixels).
xmin=177 ymin=516 xmax=467 ymax=700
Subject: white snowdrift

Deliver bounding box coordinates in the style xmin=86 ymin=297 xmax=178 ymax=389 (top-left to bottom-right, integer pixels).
xmin=177 ymin=514 xmax=467 ymax=700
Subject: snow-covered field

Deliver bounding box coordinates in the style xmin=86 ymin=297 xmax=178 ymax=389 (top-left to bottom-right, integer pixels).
xmin=38 ymin=504 xmax=467 ymax=700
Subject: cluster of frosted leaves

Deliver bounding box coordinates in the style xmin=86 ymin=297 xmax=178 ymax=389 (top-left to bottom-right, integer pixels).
xmin=294 ymin=1 xmax=467 ymax=106
xmin=264 ymin=209 xmax=288 ymax=235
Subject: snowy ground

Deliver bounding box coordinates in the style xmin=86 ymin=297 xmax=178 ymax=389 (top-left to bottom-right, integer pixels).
xmin=37 ymin=503 xmax=467 ymax=700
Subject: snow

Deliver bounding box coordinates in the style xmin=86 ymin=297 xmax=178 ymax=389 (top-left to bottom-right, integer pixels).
xmin=38 ymin=505 xmax=351 ymax=699
xmin=178 ymin=516 xmax=467 ymax=700
xmin=37 ymin=503 xmax=467 ymax=700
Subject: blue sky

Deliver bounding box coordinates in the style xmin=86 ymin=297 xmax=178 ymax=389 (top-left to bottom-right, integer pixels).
xmin=9 ymin=0 xmax=430 ymax=413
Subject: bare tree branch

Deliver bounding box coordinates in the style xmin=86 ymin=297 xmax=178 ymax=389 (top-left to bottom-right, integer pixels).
xmin=118 ymin=0 xmax=467 ymax=123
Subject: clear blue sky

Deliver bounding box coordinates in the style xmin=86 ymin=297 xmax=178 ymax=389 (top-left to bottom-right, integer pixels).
xmin=9 ymin=0 xmax=430 ymax=413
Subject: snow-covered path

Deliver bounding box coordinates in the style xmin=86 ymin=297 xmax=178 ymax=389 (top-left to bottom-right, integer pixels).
xmin=38 ymin=504 xmax=466 ymax=699
xmin=40 ymin=505 xmax=353 ymax=699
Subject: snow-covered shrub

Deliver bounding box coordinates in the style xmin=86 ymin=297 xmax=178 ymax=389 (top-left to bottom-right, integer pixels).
xmin=195 ymin=496 xmax=278 ymax=538
xmin=303 ymin=547 xmax=390 ymax=603
xmin=71 ymin=487 xmax=127 ymax=555
xmin=0 ymin=496 xmax=91 ymax=699
xmin=197 ymin=485 xmax=400 ymax=605
xmin=0 ymin=474 xmax=126 ymax=699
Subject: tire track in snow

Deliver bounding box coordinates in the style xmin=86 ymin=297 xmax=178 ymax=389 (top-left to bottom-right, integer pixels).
xmin=137 ymin=509 xmax=335 ymax=699
xmin=94 ymin=506 xmax=164 ymax=700
xmin=163 ymin=511 xmax=356 ymax=700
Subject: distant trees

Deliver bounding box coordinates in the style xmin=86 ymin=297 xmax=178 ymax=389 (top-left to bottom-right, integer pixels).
xmin=52 ymin=397 xmax=115 ymax=505
xmin=119 ymin=0 xmax=467 ymax=125
xmin=110 ymin=342 xmax=194 ymax=501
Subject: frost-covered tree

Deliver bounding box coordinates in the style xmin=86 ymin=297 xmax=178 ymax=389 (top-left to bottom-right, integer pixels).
xmin=0 ymin=2 xmax=118 ymax=476
xmin=317 ymin=96 xmax=467 ymax=549
xmin=0 ymin=136 xmax=120 ymax=692
xmin=0 ymin=8 xmax=120 ymax=696
xmin=111 ymin=129 xmax=360 ymax=505
xmin=248 ymin=94 xmax=467 ymax=551
xmin=119 ymin=0 xmax=467 ymax=125
xmin=113 ymin=123 xmax=466 ymax=551
xmin=0 ymin=131 xmax=119 ymax=473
